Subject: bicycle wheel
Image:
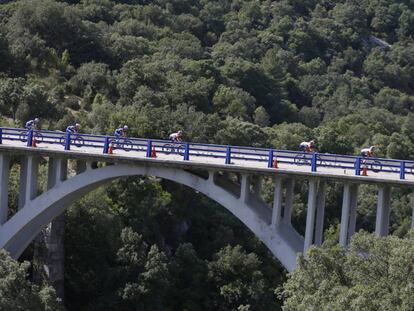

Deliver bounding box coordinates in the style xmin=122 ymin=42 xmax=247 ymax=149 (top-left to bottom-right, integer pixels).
xmin=294 ymin=154 xmax=309 ymax=166
xmin=176 ymin=144 xmax=185 ymax=156
xmin=122 ymin=139 xmax=133 ymax=152
xmin=73 ymin=136 xmax=84 ymax=147
xmin=19 ymin=131 xmax=28 ymax=142
xmin=370 ymin=160 xmax=382 ymax=173
xmin=162 ymin=144 xmax=174 ymax=155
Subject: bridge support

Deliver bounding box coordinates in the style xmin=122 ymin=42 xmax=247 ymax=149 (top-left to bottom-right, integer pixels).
xmin=19 ymin=156 xmax=39 ymax=210
xmin=340 ymin=183 xmax=358 ymax=246
xmin=304 ymin=179 xmax=318 ymax=255
xmin=240 ymin=174 xmax=250 ymax=203
xmin=375 ymin=185 xmax=391 ymax=237
xmin=314 ymin=181 xmax=326 ymax=246
xmin=0 ymin=154 xmax=10 ymax=225
xmin=283 ymin=178 xmax=295 ymax=224
xmin=271 ymin=177 xmax=283 ymax=227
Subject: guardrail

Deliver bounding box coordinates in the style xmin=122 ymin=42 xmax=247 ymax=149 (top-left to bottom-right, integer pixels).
xmin=1 ymin=127 xmax=414 ymax=180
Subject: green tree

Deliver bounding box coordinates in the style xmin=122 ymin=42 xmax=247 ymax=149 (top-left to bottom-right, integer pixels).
xmin=280 ymin=231 xmax=414 ymax=311
xmin=0 ymin=249 xmax=62 ymax=310
xmin=208 ymin=245 xmax=267 ymax=310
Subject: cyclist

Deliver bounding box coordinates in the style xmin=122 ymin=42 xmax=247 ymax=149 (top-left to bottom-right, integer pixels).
xmin=114 ymin=125 xmax=128 ymax=139
xmin=299 ymin=139 xmax=317 ymax=152
xmin=169 ymin=130 xmax=183 ymax=142
xmin=25 ymin=118 xmax=39 ymax=130
xmin=360 ymin=146 xmax=375 ymax=158
xmin=66 ymin=123 xmax=81 ymax=134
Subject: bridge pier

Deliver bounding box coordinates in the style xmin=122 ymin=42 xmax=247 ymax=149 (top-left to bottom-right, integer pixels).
xmin=375 ymin=185 xmax=391 ymax=237
xmin=340 ymin=183 xmax=359 ymax=246
xmin=0 ymin=154 xmax=10 ymax=225
xmin=271 ymin=176 xmax=283 ymax=227
xmin=240 ymin=174 xmax=250 ymax=203
xmin=19 ymin=156 xmax=39 ymax=210
xmin=304 ymin=179 xmax=318 ymax=255
xmin=283 ymin=178 xmax=295 ymax=224
xmin=314 ymin=181 xmax=326 ymax=246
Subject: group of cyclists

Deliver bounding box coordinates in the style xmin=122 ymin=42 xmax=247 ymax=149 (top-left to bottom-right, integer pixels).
xmin=298 ymin=139 xmax=375 ymax=158
xmin=25 ymin=118 xmax=184 ymax=143
xmin=26 ymin=117 xmax=375 ymax=157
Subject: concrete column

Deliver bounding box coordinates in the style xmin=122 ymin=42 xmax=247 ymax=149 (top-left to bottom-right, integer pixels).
xmin=0 ymin=154 xmax=10 ymax=225
xmin=38 ymin=157 xmax=67 ymax=301
xmin=314 ymin=181 xmax=326 ymax=246
xmin=271 ymin=177 xmax=283 ymax=228
xmin=347 ymin=184 xmax=359 ymax=240
xmin=340 ymin=183 xmax=351 ymax=246
xmin=283 ymin=179 xmax=295 ymax=224
xmin=19 ymin=156 xmax=39 ymax=210
xmin=240 ymin=174 xmax=250 ymax=203
xmin=375 ymin=185 xmax=391 ymax=237
xmin=304 ymin=179 xmax=318 ymax=255
xmin=252 ymin=176 xmax=262 ymax=194
xmin=208 ymin=171 xmax=214 ymax=182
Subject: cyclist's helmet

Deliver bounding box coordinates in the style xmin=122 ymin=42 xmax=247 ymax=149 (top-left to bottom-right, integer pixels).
xmin=34 ymin=118 xmax=39 ymax=123
xmin=75 ymin=123 xmax=81 ymax=129
xmin=123 ymin=125 xmax=128 ymax=130
xmin=178 ymin=130 xmax=183 ymax=135
xmin=310 ymin=139 xmax=315 ymax=145
xmin=369 ymin=146 xmax=375 ymax=151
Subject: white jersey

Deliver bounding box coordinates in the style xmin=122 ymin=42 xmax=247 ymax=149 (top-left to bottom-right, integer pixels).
xmin=300 ymin=141 xmax=310 ymax=148
xmin=169 ymin=133 xmax=180 ymax=140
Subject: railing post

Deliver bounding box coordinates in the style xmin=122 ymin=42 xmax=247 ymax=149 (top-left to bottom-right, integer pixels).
xmin=267 ymin=149 xmax=273 ymax=168
xmin=311 ymin=152 xmax=317 ymax=172
xmin=355 ymin=157 xmax=361 ymax=176
xmin=64 ymin=132 xmax=71 ymax=150
xmin=400 ymin=161 xmax=405 ymax=180
xmin=184 ymin=143 xmax=190 ymax=161
xmin=27 ymin=130 xmax=33 ymax=147
xmin=103 ymin=136 xmax=110 ymax=154
xmin=0 ymin=128 xmax=3 ymax=145
xmin=146 ymin=140 xmax=152 ymax=158
xmin=225 ymin=146 xmax=231 ymax=164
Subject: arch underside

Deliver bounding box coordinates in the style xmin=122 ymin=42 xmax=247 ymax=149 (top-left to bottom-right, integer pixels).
xmin=0 ymin=164 xmax=303 ymax=271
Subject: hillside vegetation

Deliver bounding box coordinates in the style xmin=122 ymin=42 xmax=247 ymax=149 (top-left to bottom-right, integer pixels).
xmin=1 ymin=0 xmax=414 ymax=310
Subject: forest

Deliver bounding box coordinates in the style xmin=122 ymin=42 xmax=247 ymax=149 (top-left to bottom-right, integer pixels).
xmin=0 ymin=0 xmax=414 ymax=310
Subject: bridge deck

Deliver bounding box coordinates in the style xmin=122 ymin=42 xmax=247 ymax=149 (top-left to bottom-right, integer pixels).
xmin=1 ymin=138 xmax=413 ymax=187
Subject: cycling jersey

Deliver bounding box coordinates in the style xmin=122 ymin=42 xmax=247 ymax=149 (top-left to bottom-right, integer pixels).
xmin=114 ymin=128 xmax=126 ymax=138
xmin=66 ymin=125 xmax=78 ymax=134
xmin=169 ymin=133 xmax=182 ymax=142
xmin=360 ymin=148 xmax=373 ymax=157
xmin=25 ymin=120 xmax=36 ymax=130
xmin=299 ymin=142 xmax=315 ymax=152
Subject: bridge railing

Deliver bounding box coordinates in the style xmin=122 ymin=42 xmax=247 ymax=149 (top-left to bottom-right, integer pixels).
xmin=1 ymin=127 xmax=414 ymax=180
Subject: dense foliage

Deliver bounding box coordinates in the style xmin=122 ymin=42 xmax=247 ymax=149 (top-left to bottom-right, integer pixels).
xmin=1 ymin=0 xmax=414 ymax=309
xmin=0 ymin=250 xmax=61 ymax=310
xmin=280 ymin=231 xmax=414 ymax=311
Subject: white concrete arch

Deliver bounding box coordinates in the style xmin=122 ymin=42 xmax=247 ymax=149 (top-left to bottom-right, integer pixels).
xmin=0 ymin=164 xmax=302 ymax=271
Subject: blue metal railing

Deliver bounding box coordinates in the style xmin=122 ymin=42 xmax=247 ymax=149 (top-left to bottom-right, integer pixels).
xmin=1 ymin=127 xmax=413 ymax=180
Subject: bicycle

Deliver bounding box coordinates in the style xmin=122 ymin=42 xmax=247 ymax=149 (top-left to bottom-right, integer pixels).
xmin=59 ymin=133 xmax=85 ymax=147
xmin=162 ymin=142 xmax=185 ymax=155
xmin=357 ymin=158 xmax=382 ymax=173
xmin=111 ymin=138 xmax=133 ymax=152
xmin=19 ymin=130 xmax=43 ymax=143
